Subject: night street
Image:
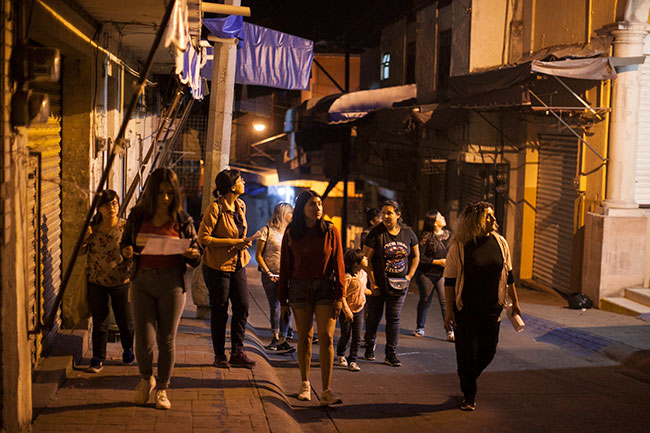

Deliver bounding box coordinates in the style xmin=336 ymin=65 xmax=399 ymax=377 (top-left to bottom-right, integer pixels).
xmin=7 ymin=1 xmax=650 ymax=432
xmin=248 ymin=268 xmax=650 ymax=433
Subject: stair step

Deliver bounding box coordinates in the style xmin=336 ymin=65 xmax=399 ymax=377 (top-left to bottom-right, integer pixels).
xmin=600 ymin=297 xmax=650 ymax=317
xmin=625 ymin=288 xmax=650 ymax=308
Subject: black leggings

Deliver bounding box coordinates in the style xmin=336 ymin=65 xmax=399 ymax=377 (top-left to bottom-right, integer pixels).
xmin=453 ymin=307 xmax=502 ymax=401
xmin=87 ymin=281 xmax=134 ymax=360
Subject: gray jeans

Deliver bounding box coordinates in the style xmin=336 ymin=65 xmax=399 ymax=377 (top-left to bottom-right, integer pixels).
xmin=132 ymin=267 xmax=186 ymax=389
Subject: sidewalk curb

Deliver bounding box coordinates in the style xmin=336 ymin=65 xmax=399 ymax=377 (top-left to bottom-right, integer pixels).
xmin=244 ymin=326 xmax=303 ymax=433
xmin=523 ymin=311 xmax=650 ymax=377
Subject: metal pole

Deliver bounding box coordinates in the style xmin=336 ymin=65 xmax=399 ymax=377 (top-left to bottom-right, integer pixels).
xmin=341 ymin=46 xmax=350 ymax=248
xmin=46 ymin=0 xmax=177 ymax=330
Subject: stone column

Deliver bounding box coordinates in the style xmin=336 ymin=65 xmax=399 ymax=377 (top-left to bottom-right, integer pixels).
xmin=603 ymin=22 xmax=648 ymax=210
xmin=583 ymin=21 xmax=650 ymax=306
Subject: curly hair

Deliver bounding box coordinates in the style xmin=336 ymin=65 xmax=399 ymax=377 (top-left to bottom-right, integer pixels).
xmin=453 ymin=201 xmax=494 ymax=245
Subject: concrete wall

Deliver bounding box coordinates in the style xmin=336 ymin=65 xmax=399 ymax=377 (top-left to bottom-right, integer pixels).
xmin=380 ymin=18 xmax=406 ymax=87
xmin=303 ymin=53 xmax=361 ymax=100
xmin=451 ymin=0 xmax=471 ymax=76
xmin=416 ymin=4 xmax=438 ymax=102
xmin=583 ymin=212 xmax=647 ymax=304
xmin=1 ymin=0 xmax=33 ymax=428
xmin=469 ymin=0 xmax=509 ymax=71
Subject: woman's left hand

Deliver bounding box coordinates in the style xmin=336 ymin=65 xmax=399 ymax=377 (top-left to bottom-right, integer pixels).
xmin=405 ymin=274 xmax=412 ymax=281
xmin=182 ymin=248 xmax=200 ymax=259
xmin=331 ymin=299 xmax=343 ymax=319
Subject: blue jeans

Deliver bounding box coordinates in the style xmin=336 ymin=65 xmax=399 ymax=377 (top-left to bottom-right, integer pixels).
xmin=337 ymin=309 xmax=364 ymax=362
xmin=364 ymin=291 xmax=406 ymax=357
xmin=261 ymin=273 xmax=291 ymax=338
xmin=415 ymin=271 xmax=447 ymax=330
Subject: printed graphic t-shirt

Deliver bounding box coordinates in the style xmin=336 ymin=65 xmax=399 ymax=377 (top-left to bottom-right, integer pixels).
xmin=364 ymin=224 xmax=418 ymax=289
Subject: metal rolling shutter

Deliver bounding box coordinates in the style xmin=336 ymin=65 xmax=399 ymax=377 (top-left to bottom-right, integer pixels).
xmin=27 ymin=81 xmax=62 ymax=362
xmin=532 ymin=135 xmax=578 ymax=294
xmin=635 ymin=35 xmax=650 ymax=205
xmin=459 ymin=163 xmax=485 ymax=212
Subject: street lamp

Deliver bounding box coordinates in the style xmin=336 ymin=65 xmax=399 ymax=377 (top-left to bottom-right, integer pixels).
xmin=253 ymin=122 xmax=266 ymax=132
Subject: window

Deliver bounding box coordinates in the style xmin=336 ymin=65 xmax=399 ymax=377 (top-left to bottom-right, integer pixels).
xmin=381 ymin=52 xmax=391 ymax=80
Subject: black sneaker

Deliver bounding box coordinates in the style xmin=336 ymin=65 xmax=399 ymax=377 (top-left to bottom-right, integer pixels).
xmin=265 ymin=338 xmax=280 ymax=351
xmin=364 ymin=349 xmax=375 ymax=361
xmin=384 ymin=353 xmax=401 ymax=367
xmin=312 ymin=336 xmax=319 ymax=344
xmin=88 ymin=357 xmax=103 ymax=373
xmin=122 ymin=348 xmax=135 ymax=365
xmin=459 ymin=398 xmax=476 ymax=411
xmin=276 ymin=341 xmax=296 ymax=354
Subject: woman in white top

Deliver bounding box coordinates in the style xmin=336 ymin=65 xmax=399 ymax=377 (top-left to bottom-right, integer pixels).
xmin=256 ymin=202 xmax=295 ymax=353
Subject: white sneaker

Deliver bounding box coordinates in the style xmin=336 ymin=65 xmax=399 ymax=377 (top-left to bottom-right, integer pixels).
xmin=155 ymin=389 xmax=171 ymax=410
xmin=335 ymin=356 xmax=348 ymax=367
xmin=297 ymin=381 xmax=311 ymax=401
xmin=447 ymin=330 xmax=455 ymax=342
xmin=320 ymin=389 xmax=342 ymax=406
xmin=134 ymin=376 xmax=156 ymax=405
xmin=348 ymin=362 xmax=361 ymax=372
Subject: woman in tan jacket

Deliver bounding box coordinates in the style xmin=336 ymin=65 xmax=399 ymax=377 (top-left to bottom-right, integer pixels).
xmin=198 ymin=169 xmax=255 ymax=368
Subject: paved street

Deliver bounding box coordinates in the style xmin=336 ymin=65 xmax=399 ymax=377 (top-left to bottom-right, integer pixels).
xmin=248 ymin=269 xmax=650 ymax=433
xmin=31 ymin=264 xmax=650 ymax=432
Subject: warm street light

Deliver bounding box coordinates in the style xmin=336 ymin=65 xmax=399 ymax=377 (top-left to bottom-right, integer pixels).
xmin=253 ymin=122 xmax=266 ymax=132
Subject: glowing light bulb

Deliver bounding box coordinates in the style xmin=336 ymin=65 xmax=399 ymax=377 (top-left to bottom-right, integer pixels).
xmin=253 ymin=123 xmax=266 ymax=132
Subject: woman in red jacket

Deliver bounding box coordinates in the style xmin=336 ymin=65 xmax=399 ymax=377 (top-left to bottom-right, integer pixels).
xmin=278 ymin=190 xmax=345 ymax=405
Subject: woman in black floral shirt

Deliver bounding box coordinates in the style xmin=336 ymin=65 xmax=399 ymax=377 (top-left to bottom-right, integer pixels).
xmin=81 ymin=190 xmax=134 ymax=373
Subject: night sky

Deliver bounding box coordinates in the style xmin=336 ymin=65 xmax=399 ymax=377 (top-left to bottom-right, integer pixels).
xmin=241 ymin=0 xmax=432 ymax=48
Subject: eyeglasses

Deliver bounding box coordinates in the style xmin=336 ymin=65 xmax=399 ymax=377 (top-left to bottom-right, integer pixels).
xmin=103 ymin=200 xmax=119 ymax=208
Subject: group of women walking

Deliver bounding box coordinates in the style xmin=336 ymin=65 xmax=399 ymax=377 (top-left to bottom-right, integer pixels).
xmin=82 ymin=164 xmax=520 ymax=412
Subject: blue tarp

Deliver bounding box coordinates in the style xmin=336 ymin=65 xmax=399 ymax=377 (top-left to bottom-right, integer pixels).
xmin=202 ymin=20 xmax=313 ymax=91
xmin=203 ymin=16 xmax=243 ymax=39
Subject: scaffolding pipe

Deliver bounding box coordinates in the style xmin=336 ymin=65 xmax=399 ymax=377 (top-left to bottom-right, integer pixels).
xmin=46 ymin=0 xmax=177 ymax=330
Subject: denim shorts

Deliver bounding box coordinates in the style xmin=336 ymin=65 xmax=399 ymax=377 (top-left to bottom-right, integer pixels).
xmin=288 ymin=277 xmax=335 ymax=309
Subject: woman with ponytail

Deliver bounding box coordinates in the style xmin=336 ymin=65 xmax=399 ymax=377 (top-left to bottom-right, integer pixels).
xmin=198 ymin=169 xmax=256 ymax=369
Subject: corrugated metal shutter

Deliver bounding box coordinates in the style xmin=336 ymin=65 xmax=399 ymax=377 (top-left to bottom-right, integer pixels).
xmin=459 ymin=163 xmax=486 ymax=212
xmin=26 ymin=154 xmax=40 ymax=361
xmin=635 ymin=35 xmax=650 ymax=205
xmin=532 ymin=135 xmax=578 ymax=294
xmin=27 ymin=80 xmax=62 ymax=363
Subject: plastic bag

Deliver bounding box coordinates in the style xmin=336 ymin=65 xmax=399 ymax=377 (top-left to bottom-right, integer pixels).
xmin=567 ymin=292 xmax=593 ymax=310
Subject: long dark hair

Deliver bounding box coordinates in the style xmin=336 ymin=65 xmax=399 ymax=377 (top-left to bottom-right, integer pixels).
xmin=133 ymin=168 xmax=182 ymax=222
xmin=287 ymin=190 xmax=328 ymax=239
xmin=213 ymin=169 xmax=241 ymax=198
xmin=91 ymin=189 xmax=119 ymax=225
xmin=421 ymin=208 xmax=440 ymax=233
